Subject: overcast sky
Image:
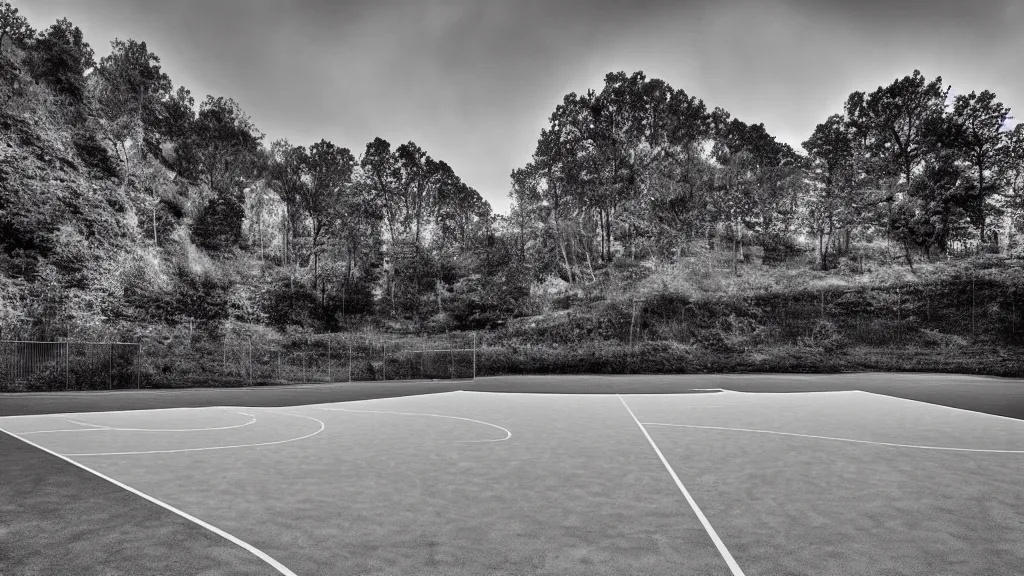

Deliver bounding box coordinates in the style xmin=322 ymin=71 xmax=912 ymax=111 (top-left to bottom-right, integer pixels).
xmin=17 ymin=0 xmax=1024 ymax=214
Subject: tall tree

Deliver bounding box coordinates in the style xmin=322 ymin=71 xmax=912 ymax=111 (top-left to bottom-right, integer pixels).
xmin=266 ymin=139 xmax=308 ymax=272
xmin=189 ymin=96 xmax=263 ymax=252
xmin=0 ymin=1 xmax=34 ymax=50
xmin=802 ymin=114 xmax=856 ymax=268
xmin=858 ymin=70 xmax=949 ymax=187
xmin=302 ymin=139 xmax=356 ymax=289
xmin=92 ymin=38 xmax=173 ymax=171
xmin=27 ymin=18 xmax=95 ymax=105
xmin=1000 ymin=125 xmax=1024 ymax=247
xmin=360 ymin=137 xmax=405 ymax=245
xmin=192 ymin=96 xmax=263 ymax=191
xmin=152 ymin=85 xmax=200 ymax=179
xmin=947 ymin=90 xmax=1013 ymax=240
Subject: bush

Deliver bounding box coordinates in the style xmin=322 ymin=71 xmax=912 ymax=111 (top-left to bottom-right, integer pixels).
xmin=192 ymin=190 xmax=245 ymax=252
xmin=72 ymin=129 xmax=119 ymax=178
xmin=262 ymin=284 xmax=319 ymax=329
xmin=919 ymin=328 xmax=968 ymax=349
xmin=172 ymin=269 xmax=231 ymax=322
xmin=761 ymin=233 xmax=804 ymax=264
xmin=799 ymin=319 xmax=844 ymax=351
xmin=609 ymin=258 xmax=652 ymax=283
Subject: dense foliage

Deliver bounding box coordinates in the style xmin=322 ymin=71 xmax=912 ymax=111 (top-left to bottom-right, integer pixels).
xmin=1 ymin=2 xmax=1022 ymax=350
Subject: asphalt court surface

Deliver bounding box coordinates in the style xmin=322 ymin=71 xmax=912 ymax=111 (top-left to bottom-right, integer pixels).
xmin=3 ymin=384 xmax=1023 ymax=575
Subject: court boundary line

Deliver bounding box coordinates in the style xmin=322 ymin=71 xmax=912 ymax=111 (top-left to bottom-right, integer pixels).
xmin=616 ymin=394 xmax=746 ymax=576
xmin=18 ymin=413 xmax=260 ymax=435
xmin=319 ymin=407 xmax=511 ymax=442
xmin=63 ymin=409 xmax=325 ymax=456
xmin=0 ymin=424 xmax=298 ymax=576
xmin=642 ymin=422 xmax=1024 ymax=453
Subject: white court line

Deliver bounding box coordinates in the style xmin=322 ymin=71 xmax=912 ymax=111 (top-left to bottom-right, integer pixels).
xmin=617 ymin=394 xmax=746 ymax=576
xmin=0 ymin=424 xmax=298 ymax=576
xmin=643 ymin=422 xmax=1024 ymax=453
xmin=320 ymin=407 xmax=511 ymax=442
xmin=24 ymin=413 xmax=260 ymax=434
xmin=63 ymin=410 xmax=325 ymax=456
xmin=60 ymin=417 xmax=109 ymax=429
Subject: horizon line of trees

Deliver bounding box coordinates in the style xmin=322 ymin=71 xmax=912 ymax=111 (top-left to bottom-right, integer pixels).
xmin=509 ymin=69 xmax=1024 ymax=278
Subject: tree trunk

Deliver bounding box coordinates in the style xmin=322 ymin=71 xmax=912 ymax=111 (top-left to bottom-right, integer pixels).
xmin=583 ymin=233 xmax=597 ymax=283
xmin=818 ymin=230 xmax=826 ymax=271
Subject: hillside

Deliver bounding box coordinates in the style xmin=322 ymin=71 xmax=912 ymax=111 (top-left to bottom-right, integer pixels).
xmin=1 ymin=4 xmax=1024 ymax=390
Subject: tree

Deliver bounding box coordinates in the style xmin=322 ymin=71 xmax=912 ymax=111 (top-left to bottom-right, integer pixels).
xmin=301 ymin=139 xmax=356 ymax=290
xmin=947 ymin=90 xmax=1013 ymax=240
xmin=192 ymin=96 xmax=263 ymax=190
xmin=266 ymin=139 xmax=308 ymax=273
xmin=858 ymin=70 xmax=949 ymax=187
xmin=434 ymin=177 xmax=491 ymax=255
xmin=0 ymin=1 xmax=34 ymax=50
xmin=802 ymin=115 xmax=856 ymax=269
xmin=188 ymin=96 xmax=263 ymax=252
xmin=1000 ymin=125 xmax=1024 ymax=249
xmin=27 ymin=18 xmax=95 ymax=105
xmin=394 ymin=142 xmax=451 ymax=247
xmin=360 ymin=137 xmax=404 ymax=245
xmin=904 ymin=146 xmax=974 ymax=258
xmin=92 ymin=38 xmax=173 ymax=171
xmin=711 ymin=145 xmax=759 ymax=274
xmin=152 ymin=85 xmax=201 ymax=179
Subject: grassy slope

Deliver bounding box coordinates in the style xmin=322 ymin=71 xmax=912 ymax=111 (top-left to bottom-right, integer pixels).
xmin=479 ymin=248 xmax=1024 ymax=378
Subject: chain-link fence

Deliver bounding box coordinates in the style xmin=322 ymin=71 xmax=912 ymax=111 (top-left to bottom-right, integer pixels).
xmin=0 ymin=333 xmax=477 ymax=392
xmin=617 ymin=277 xmax=1024 ymax=350
xmin=0 ymin=341 xmax=141 ymax=392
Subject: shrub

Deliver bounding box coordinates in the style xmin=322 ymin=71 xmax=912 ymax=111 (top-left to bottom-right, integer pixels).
xmin=192 ymin=189 xmax=245 ymax=252
xmin=262 ymin=284 xmax=319 ymax=329
xmin=919 ymin=328 xmax=968 ymax=349
xmin=799 ymin=319 xmax=844 ymax=351
xmin=761 ymin=233 xmax=804 ymax=265
xmin=610 ymin=258 xmax=652 ymax=283
xmin=72 ymin=129 xmax=119 ymax=178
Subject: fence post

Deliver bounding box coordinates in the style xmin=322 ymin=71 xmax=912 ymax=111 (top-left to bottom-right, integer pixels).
xmin=303 ymin=353 xmax=307 ymax=383
xmin=277 ymin=350 xmax=281 ymax=382
xmin=137 ymin=343 xmax=141 ymax=389
xmin=348 ymin=340 xmax=353 ymax=383
xmin=382 ymin=340 xmax=387 ymax=381
xmin=472 ymin=332 xmax=476 ymax=381
xmin=971 ymin=276 xmax=976 ymax=336
xmin=420 ymin=339 xmax=425 ymax=380
xmin=328 ymin=338 xmax=332 ymax=382
xmin=65 ymin=341 xmax=70 ymax=391
xmin=248 ymin=337 xmax=252 ymax=387
xmin=108 ymin=343 xmax=113 ymax=390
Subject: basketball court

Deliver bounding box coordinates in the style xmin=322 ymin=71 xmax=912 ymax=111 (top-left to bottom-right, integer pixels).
xmin=3 ymin=380 xmax=1023 ymax=575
